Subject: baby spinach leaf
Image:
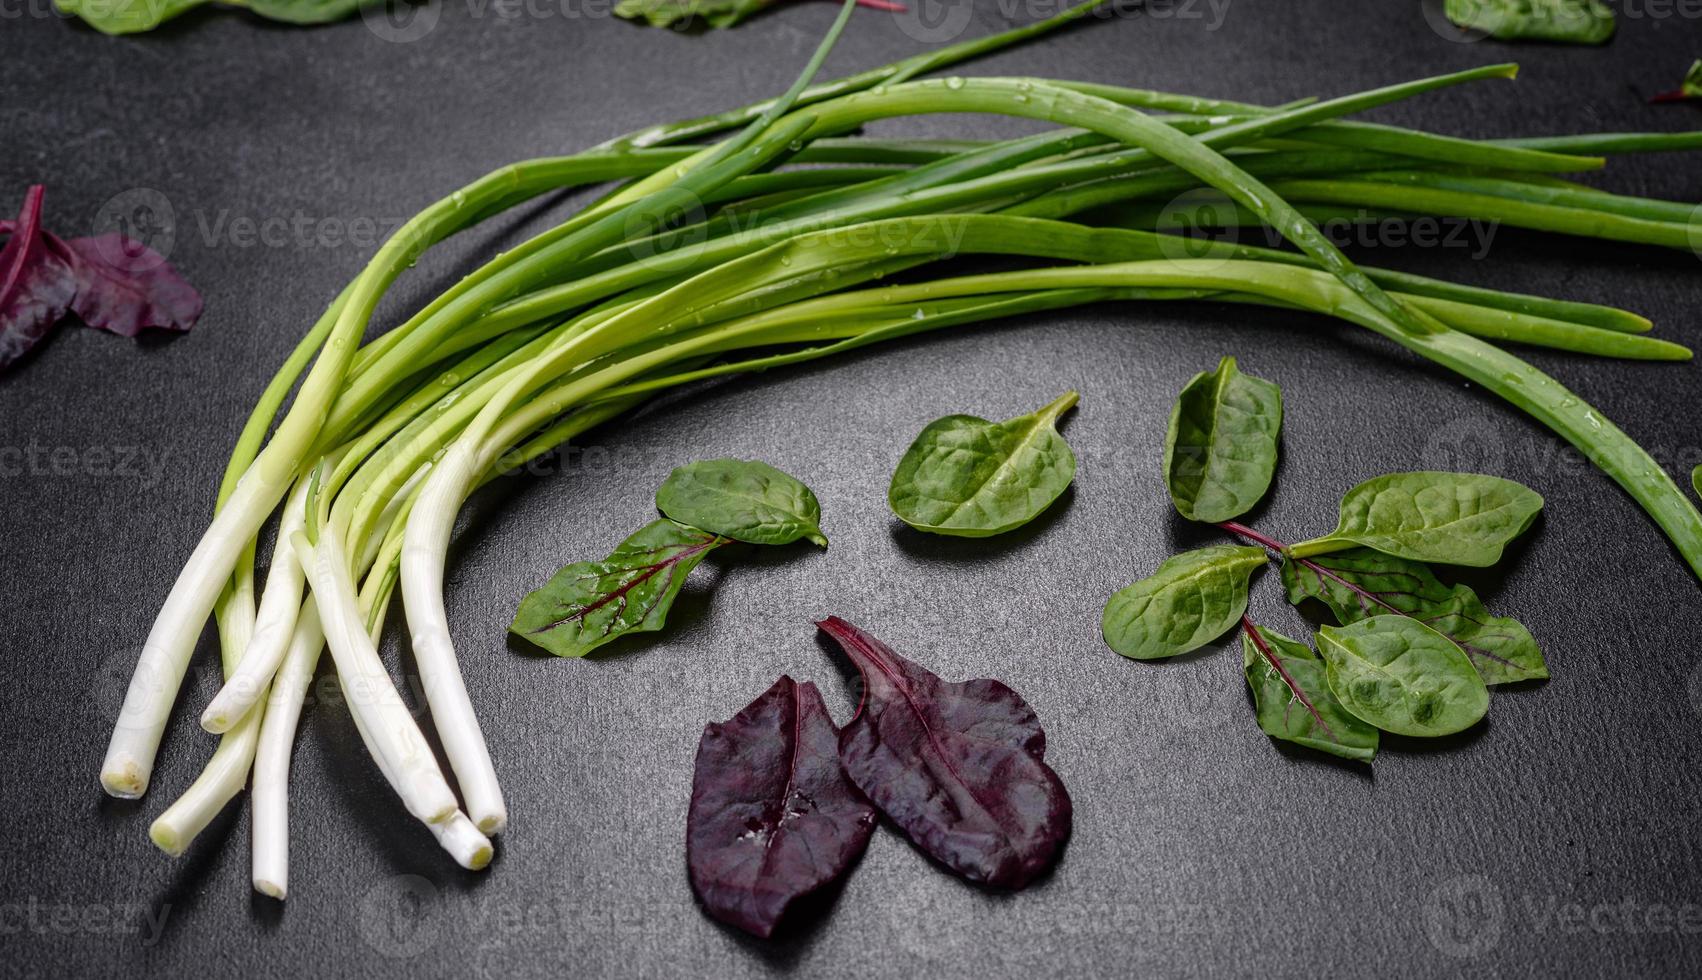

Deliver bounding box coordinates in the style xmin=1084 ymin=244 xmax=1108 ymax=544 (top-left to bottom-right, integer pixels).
xmin=1242 ymin=622 xmax=1378 ymax=763
xmin=509 ymin=519 xmax=726 ymax=657
xmin=615 ymin=0 xmax=769 ymax=28
xmin=656 ymin=458 xmax=827 ymax=548
xmin=56 ymin=0 xmax=370 ymax=33
xmin=1290 ymin=471 xmax=1542 ymax=567
xmin=1163 ymin=356 xmax=1282 ymax=523
xmin=1101 ymin=545 xmax=1267 ymax=660
xmin=818 ymin=617 xmax=1072 ymax=890
xmin=1316 ymin=616 xmax=1490 ymax=738
xmin=1442 ymin=0 xmax=1615 ymax=45
xmin=1282 ymin=548 xmax=1546 ymax=685
xmin=887 ymin=391 xmax=1079 ymax=538
xmin=687 ymin=675 xmax=877 ymax=939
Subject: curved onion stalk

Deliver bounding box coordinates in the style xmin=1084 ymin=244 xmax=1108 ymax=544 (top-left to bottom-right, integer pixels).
xmin=251 ymin=598 xmax=322 ymax=899
xmin=292 ymin=525 xmax=458 ymax=826
xmin=147 ymin=567 xmax=260 ymax=854
xmin=201 ymin=476 xmax=313 ymax=734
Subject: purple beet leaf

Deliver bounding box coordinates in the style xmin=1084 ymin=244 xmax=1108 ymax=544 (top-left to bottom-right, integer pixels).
xmin=687 ymin=675 xmax=877 ymax=938
xmin=817 ymin=616 xmax=1072 ymax=890
xmin=0 ymin=187 xmax=77 ymax=371
xmin=0 ymin=185 xmax=201 ymax=373
xmin=63 ymin=234 xmax=201 ymax=338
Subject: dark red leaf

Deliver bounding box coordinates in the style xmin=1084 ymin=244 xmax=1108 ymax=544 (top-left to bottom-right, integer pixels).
xmin=63 ymin=234 xmax=201 ymax=338
xmin=818 ymin=616 xmax=1071 ymax=890
xmin=687 ymin=675 xmax=876 ymax=938
xmin=0 ymin=187 xmax=77 ymax=371
xmin=0 ymin=185 xmax=201 ymax=373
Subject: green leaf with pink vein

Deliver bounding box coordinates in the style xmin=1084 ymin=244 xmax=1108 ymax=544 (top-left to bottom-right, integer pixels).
xmin=510 ymin=519 xmax=727 ymax=657
xmin=1241 ymin=621 xmax=1378 ymax=763
xmin=1281 ymin=547 xmax=1546 ymax=685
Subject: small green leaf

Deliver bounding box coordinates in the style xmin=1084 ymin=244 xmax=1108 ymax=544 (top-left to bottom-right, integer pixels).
xmin=888 ymin=391 xmax=1078 ymax=538
xmin=1290 ymin=471 xmax=1542 ymax=567
xmin=1242 ymin=624 xmax=1378 ymax=762
xmin=1684 ymin=60 xmax=1702 ymax=98
xmin=656 ymin=458 xmax=827 ymax=548
xmin=1692 ymin=464 xmax=1701 ymax=501
xmin=55 ymin=0 xmax=374 ymax=33
xmin=614 ymin=0 xmax=771 ymax=29
xmin=1282 ymin=548 xmax=1547 ymax=685
xmin=1163 ymin=355 xmax=1282 ymax=523
xmin=1101 ymin=545 xmax=1267 ymax=660
xmin=510 ymin=519 xmax=726 ymax=658
xmin=1316 ymin=617 xmax=1490 ymax=738
xmin=1442 ymin=0 xmax=1615 ymax=45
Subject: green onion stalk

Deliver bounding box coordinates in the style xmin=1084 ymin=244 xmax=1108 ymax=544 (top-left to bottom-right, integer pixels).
xmin=100 ymin=0 xmax=1702 ymax=896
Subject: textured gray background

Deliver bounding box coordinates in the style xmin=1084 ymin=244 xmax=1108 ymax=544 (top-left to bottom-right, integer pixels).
xmin=3 ymin=1 xmax=1702 ymax=977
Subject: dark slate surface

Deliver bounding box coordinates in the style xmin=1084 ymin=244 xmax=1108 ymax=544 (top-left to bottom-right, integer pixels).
xmin=3 ymin=1 xmax=1702 ymax=977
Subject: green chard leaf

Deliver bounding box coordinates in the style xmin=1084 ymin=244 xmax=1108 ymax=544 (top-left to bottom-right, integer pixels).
xmin=656 ymin=458 xmax=827 ymax=548
xmin=1242 ymin=624 xmax=1378 ymax=762
xmin=1290 ymin=471 xmax=1542 ymax=567
xmin=888 ymin=391 xmax=1078 ymax=538
xmin=1163 ymin=356 xmax=1283 ymax=523
xmin=510 ymin=519 xmax=727 ymax=658
xmin=1317 ymin=617 xmax=1490 ymax=738
xmin=614 ymin=0 xmax=771 ymax=29
xmin=1282 ymin=548 xmax=1546 ymax=685
xmin=1101 ymin=545 xmax=1267 ymax=660
xmin=1442 ymin=0 xmax=1616 ymax=45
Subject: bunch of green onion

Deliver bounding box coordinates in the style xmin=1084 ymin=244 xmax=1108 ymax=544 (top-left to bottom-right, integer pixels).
xmin=99 ymin=0 xmax=1702 ymax=898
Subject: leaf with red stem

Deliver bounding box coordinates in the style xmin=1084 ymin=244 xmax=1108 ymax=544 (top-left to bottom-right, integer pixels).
xmin=509 ymin=519 xmax=727 ymax=657
xmin=687 ymin=676 xmax=877 ymax=938
xmin=1650 ymin=59 xmax=1701 ymax=103
xmin=1280 ymin=547 xmax=1546 ymax=685
xmin=1240 ymin=619 xmax=1377 ymax=763
xmin=817 ymin=616 xmax=1071 ymax=889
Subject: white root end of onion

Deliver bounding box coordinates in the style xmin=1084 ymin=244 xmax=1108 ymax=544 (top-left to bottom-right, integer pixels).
xmin=148 ymin=705 xmax=265 ymax=858
xmin=402 ymin=443 xmax=508 ymax=836
xmin=103 ymin=470 xmax=287 ymax=798
xmin=431 ymin=811 xmax=495 ymax=871
xmin=251 ymin=598 xmax=324 ymax=903
xmin=292 ymin=529 xmax=461 ymax=826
